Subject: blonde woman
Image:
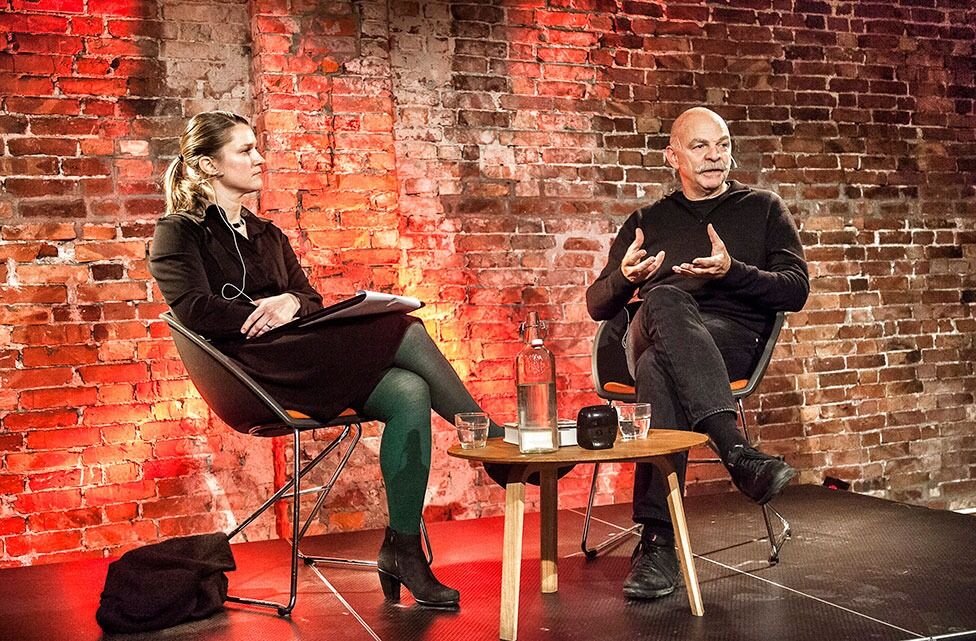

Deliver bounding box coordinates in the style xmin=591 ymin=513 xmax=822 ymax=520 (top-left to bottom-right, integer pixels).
xmin=151 ymin=111 xmax=499 ymax=608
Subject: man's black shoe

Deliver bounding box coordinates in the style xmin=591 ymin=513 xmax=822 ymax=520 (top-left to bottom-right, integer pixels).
xmin=622 ymin=538 xmax=679 ymax=600
xmin=726 ymin=444 xmax=796 ymax=504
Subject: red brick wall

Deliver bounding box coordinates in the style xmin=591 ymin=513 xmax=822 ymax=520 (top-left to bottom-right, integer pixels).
xmin=0 ymin=0 xmax=266 ymax=564
xmin=2 ymin=0 xmax=975 ymax=565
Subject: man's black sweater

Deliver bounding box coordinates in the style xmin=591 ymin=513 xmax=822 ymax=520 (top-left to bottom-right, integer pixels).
xmin=586 ymin=180 xmax=809 ymax=337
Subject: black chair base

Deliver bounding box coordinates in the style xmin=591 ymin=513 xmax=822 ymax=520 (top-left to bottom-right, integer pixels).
xmin=224 ymin=422 xmax=363 ymax=616
xmin=161 ymin=312 xmax=434 ymax=617
xmin=223 ymin=421 xmax=432 ymax=617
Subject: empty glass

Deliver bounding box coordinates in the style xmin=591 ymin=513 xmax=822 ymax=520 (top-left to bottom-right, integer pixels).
xmin=616 ymin=403 xmax=651 ymax=441
xmin=455 ymin=412 xmax=489 ymax=449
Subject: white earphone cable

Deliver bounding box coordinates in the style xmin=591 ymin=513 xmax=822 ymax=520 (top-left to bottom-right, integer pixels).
xmin=215 ymin=203 xmax=253 ymax=303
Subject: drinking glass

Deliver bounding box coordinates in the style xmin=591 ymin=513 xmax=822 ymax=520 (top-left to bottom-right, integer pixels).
xmin=455 ymin=412 xmax=489 ymax=449
xmin=616 ymin=403 xmax=651 ymax=441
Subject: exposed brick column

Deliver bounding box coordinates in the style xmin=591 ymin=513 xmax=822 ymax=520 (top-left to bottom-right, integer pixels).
xmin=250 ymin=0 xmax=410 ymax=534
xmin=251 ymin=0 xmax=401 ymax=286
xmin=0 ymin=0 xmax=260 ymax=566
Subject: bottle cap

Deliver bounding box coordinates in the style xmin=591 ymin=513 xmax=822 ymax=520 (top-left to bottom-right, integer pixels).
xmin=520 ymin=312 xmax=548 ymax=342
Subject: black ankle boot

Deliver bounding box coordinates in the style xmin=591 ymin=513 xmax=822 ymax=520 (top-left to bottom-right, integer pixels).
xmin=726 ymin=444 xmax=797 ymax=504
xmin=377 ymin=527 xmax=460 ymax=608
xmin=623 ymin=533 xmax=679 ymax=600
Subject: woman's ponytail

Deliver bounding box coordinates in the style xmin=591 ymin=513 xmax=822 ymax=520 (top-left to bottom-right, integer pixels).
xmin=163 ymin=155 xmax=191 ymax=216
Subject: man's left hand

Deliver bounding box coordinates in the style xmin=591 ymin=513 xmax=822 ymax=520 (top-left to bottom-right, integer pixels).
xmin=672 ymin=224 xmax=731 ymax=279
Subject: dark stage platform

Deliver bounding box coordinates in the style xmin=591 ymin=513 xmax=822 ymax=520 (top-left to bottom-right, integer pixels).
xmin=2 ymin=485 xmax=974 ymax=641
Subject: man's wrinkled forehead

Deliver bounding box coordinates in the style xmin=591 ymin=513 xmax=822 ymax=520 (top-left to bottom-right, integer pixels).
xmin=669 ymin=108 xmax=731 ymax=147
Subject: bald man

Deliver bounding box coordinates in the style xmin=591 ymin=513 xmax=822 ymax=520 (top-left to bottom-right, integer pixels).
xmin=587 ymin=107 xmax=809 ymax=600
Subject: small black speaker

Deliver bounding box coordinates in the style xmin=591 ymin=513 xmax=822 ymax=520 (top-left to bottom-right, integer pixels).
xmin=576 ymin=405 xmax=618 ymax=450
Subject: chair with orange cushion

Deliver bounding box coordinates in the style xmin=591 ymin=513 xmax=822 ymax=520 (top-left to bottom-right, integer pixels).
xmin=584 ymin=304 xmax=791 ymax=564
xmin=161 ymin=312 xmax=430 ymax=616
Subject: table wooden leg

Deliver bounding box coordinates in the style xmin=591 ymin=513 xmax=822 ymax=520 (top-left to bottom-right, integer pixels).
xmin=540 ymin=468 xmax=558 ymax=593
xmin=666 ymin=470 xmax=704 ymax=616
xmin=500 ymin=479 xmax=525 ymax=641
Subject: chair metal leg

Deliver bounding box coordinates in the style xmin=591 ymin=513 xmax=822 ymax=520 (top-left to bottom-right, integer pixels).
xmin=420 ymin=517 xmax=433 ymax=565
xmin=226 ymin=428 xmax=303 ymax=616
xmin=284 ymin=427 xmax=301 ymax=614
xmin=226 ymin=425 xmax=355 ymax=542
xmin=737 ymin=399 xmax=792 ymax=564
xmin=736 ymin=398 xmax=751 ymax=443
xmin=761 ymin=503 xmax=791 ymax=565
xmin=296 ymin=424 xmax=377 ymax=568
xmin=296 ymin=423 xmax=363 ymax=540
xmin=297 ymin=422 xmax=432 ymax=567
xmin=227 ymin=423 xmax=424 ymax=616
xmin=580 ymin=462 xmax=640 ymax=559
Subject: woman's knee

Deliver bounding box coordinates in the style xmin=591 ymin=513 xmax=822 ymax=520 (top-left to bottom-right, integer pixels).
xmin=400 ymin=320 xmax=433 ymax=348
xmin=363 ymin=368 xmax=431 ymax=422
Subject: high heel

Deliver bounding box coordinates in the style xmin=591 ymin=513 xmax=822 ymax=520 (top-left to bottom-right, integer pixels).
xmin=376 ymin=527 xmax=460 ymax=608
xmin=378 ymin=570 xmax=401 ymax=600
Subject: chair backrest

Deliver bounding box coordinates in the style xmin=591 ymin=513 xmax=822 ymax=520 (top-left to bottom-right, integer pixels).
xmin=591 ymin=302 xmax=641 ymax=402
xmin=590 ymin=305 xmax=786 ymax=403
xmin=161 ymin=312 xmax=320 ymax=436
xmin=731 ymin=311 xmax=786 ymax=400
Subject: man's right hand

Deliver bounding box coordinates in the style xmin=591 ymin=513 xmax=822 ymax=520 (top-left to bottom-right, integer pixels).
xmin=620 ymin=228 xmax=665 ymax=284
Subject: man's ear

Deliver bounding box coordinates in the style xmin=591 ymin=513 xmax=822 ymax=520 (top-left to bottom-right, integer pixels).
xmin=664 ymin=145 xmax=679 ymax=170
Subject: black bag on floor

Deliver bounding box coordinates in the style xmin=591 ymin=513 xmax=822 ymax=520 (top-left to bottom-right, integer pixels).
xmin=96 ymin=532 xmax=236 ymax=634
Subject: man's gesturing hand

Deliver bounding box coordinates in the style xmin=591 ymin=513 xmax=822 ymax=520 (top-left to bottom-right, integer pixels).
xmin=620 ymin=228 xmax=665 ymax=284
xmin=672 ymin=224 xmax=731 ymax=279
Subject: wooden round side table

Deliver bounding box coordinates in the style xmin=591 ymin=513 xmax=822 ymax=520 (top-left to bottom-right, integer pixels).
xmin=449 ymin=431 xmax=708 ymax=640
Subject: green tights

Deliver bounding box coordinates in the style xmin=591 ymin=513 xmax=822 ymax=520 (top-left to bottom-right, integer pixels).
xmin=361 ymin=322 xmax=501 ymax=534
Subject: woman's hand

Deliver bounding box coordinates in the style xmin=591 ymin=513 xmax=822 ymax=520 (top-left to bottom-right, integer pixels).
xmin=242 ymin=293 xmax=300 ymax=338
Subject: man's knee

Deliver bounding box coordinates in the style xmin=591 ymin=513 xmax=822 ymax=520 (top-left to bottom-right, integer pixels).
xmin=635 ymin=286 xmax=696 ymax=332
xmin=641 ymin=285 xmax=694 ymax=312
